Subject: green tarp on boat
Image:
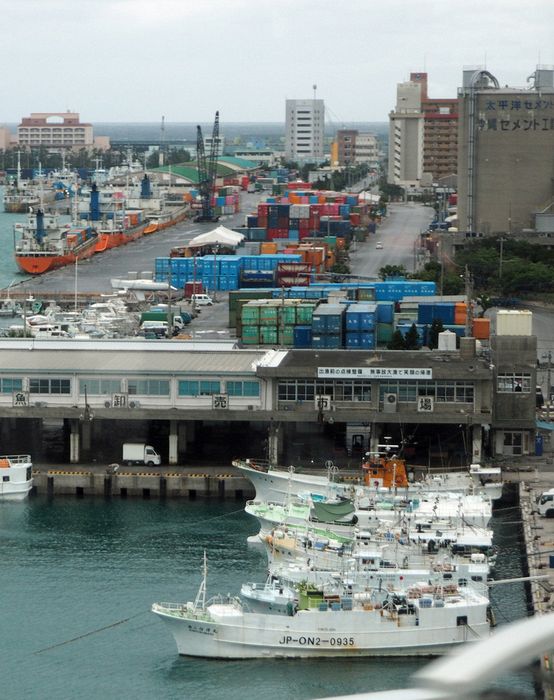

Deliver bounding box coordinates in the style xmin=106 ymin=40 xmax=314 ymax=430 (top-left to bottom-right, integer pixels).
xmin=312 ymin=500 xmax=355 ymax=523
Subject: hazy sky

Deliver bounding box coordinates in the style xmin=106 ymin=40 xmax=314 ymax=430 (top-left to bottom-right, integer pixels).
xmin=2 ymin=0 xmax=554 ymax=125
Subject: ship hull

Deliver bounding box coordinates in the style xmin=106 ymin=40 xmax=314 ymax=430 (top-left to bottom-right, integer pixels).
xmin=153 ymin=604 xmax=490 ymax=659
xmin=15 ymin=237 xmax=98 ymax=275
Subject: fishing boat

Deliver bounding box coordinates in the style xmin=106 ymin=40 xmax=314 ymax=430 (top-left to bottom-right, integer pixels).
xmin=0 ymin=454 xmax=33 ymax=500
xmin=233 ymin=454 xmax=503 ymax=505
xmin=14 ymin=208 xmax=98 ymax=275
xmin=152 ymin=554 xmax=491 ymax=659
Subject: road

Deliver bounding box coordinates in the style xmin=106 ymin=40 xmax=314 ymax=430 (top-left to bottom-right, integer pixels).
xmin=350 ymin=202 xmax=433 ymax=279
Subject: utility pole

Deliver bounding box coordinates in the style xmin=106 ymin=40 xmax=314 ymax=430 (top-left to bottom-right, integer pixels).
xmin=464 ymin=265 xmax=474 ymax=337
xmin=499 ymin=237 xmax=505 ymax=279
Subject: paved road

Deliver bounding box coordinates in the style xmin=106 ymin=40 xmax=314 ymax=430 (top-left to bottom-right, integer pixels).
xmin=350 ymin=202 xmax=433 ymax=279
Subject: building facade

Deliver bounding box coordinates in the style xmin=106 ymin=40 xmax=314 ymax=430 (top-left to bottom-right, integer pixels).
xmin=388 ymin=72 xmax=459 ymax=188
xmin=285 ymin=99 xmax=325 ymax=162
xmin=17 ymin=112 xmax=109 ymax=152
xmin=457 ymin=67 xmax=554 ymax=235
xmin=335 ymin=130 xmax=379 ymax=167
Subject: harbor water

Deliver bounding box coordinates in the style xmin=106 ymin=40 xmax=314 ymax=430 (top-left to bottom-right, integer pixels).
xmin=0 ymin=186 xmax=29 ymax=289
xmin=0 ymin=495 xmax=536 ymax=699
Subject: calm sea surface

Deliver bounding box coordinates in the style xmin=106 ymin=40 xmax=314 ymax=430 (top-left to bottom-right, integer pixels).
xmin=0 ymin=496 xmax=536 ymax=700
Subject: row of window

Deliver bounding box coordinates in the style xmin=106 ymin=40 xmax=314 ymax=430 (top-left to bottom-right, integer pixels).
xmin=497 ymin=373 xmax=532 ymax=393
xmin=0 ymin=377 xmax=260 ymax=398
xmin=278 ymin=380 xmax=475 ymax=404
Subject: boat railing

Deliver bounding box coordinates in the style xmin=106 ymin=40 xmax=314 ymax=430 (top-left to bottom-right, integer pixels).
xmin=0 ymin=454 xmax=32 ymax=465
xmin=233 ymin=458 xmax=270 ymax=472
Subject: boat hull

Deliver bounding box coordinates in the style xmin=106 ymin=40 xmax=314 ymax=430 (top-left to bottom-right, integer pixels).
xmin=153 ymin=605 xmax=490 ymax=659
xmin=15 ymin=237 xmax=98 ymax=275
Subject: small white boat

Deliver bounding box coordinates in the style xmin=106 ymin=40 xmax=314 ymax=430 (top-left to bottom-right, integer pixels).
xmin=152 ymin=554 xmax=491 ymax=659
xmin=0 ymin=454 xmax=33 ymax=500
xmin=240 ymin=578 xmax=296 ymax=614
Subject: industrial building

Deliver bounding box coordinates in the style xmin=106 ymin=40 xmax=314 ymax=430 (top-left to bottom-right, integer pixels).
xmin=0 ymin=319 xmax=537 ymax=468
xmin=457 ymin=66 xmax=554 ymax=235
xmin=285 ymin=98 xmax=325 ymax=162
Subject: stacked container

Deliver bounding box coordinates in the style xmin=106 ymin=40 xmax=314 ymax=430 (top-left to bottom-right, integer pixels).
xmin=311 ymin=304 xmax=345 ymax=349
xmin=345 ymin=303 xmax=376 ymax=349
xmin=240 ymin=299 xmax=317 ymax=346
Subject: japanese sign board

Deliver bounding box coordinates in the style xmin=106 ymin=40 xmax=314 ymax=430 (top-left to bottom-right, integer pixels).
xmin=212 ymin=394 xmax=229 ymax=410
xmin=317 ymin=367 xmax=433 ymax=379
xmin=112 ymin=394 xmax=128 ymax=408
xmin=315 ymin=395 xmax=332 ymax=411
xmin=12 ymin=391 xmax=29 ymax=407
xmin=417 ymin=397 xmax=434 ymax=413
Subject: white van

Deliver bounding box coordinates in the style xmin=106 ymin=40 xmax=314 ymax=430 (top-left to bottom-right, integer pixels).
xmin=190 ymin=294 xmax=213 ymax=306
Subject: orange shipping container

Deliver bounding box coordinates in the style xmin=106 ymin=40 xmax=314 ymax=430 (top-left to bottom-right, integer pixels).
xmin=454 ymin=302 xmax=467 ymax=326
xmin=261 ymin=242 xmax=278 ymax=254
xmin=472 ymin=317 xmax=490 ymax=340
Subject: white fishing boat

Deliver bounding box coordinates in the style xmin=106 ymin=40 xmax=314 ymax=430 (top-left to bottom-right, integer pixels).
xmin=233 ymin=458 xmax=503 ymax=505
xmin=152 ymin=554 xmax=491 ymax=659
xmin=0 ymin=454 xmax=33 ymax=500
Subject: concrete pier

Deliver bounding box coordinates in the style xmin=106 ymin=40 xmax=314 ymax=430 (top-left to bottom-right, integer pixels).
xmin=31 ymin=464 xmax=255 ymax=500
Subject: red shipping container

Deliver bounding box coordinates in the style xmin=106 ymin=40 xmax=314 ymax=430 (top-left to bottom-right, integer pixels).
xmin=258 ymin=216 xmax=268 ymax=227
xmin=184 ymin=282 xmax=204 ymax=298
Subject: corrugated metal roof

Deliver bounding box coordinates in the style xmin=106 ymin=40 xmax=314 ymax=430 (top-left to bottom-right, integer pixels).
xmin=0 ymin=346 xmax=268 ymax=375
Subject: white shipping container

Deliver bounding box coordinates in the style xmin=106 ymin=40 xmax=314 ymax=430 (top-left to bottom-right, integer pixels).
xmin=496 ymin=310 xmax=532 ymax=336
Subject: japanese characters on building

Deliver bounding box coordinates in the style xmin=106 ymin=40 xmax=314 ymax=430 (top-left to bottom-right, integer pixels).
xmin=478 ymin=98 xmax=554 ymax=131
xmin=317 ymin=367 xmax=433 ymax=379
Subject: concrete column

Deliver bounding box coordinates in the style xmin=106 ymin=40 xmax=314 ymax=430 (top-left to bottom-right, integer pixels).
xmin=471 ymin=424 xmax=482 ymax=463
xmin=268 ymin=422 xmax=282 ymax=467
xmin=81 ymin=419 xmax=92 ymax=452
xmin=69 ymin=419 xmax=80 ymax=464
xmin=370 ymin=424 xmax=382 ymax=454
xmin=169 ymin=420 xmax=178 ymax=465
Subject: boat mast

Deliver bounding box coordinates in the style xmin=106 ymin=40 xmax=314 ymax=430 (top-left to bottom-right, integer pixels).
xmin=194 ymin=550 xmax=208 ymax=610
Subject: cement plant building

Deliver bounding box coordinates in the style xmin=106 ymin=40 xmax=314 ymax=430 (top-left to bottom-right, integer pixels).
xmin=457 ymin=67 xmax=554 ymax=235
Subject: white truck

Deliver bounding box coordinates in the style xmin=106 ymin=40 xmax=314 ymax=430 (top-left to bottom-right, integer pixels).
xmin=537 ymin=488 xmax=554 ymax=517
xmin=122 ymin=443 xmax=161 ymax=466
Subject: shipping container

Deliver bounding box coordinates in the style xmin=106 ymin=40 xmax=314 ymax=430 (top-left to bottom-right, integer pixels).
xmin=472 ymin=317 xmax=491 ymax=340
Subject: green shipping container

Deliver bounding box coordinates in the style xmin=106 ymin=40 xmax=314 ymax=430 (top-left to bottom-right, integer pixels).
xmin=259 ymin=304 xmax=279 ymax=325
xmin=296 ymin=303 xmax=316 ymax=324
xmin=280 ymin=304 xmax=297 ymax=325
xmin=241 ymin=325 xmax=260 ymax=345
xmin=357 ymin=287 xmax=376 ymax=301
xmin=279 ymin=326 xmax=295 ymax=346
xmin=259 ymin=326 xmax=278 ymax=344
xmin=376 ymin=322 xmax=394 ymax=344
xmin=241 ymin=302 xmax=261 ymax=325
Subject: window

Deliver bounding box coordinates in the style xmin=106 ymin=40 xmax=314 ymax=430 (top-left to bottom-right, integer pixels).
xmin=378 ymin=381 xmax=473 ymax=403
xmin=278 ymin=379 xmax=371 ymax=402
xmin=178 ymin=380 xmax=220 ymax=396
xmin=127 ymin=379 xmax=170 ymax=396
xmin=497 ymin=373 xmax=531 ymax=393
xmin=227 ymin=381 xmax=260 ymax=397
xmin=503 ymin=432 xmax=524 ymax=456
xmin=79 ymin=379 xmax=121 ymax=395
xmin=0 ymin=378 xmax=23 ymax=394
xmin=29 ymin=378 xmax=71 ymax=394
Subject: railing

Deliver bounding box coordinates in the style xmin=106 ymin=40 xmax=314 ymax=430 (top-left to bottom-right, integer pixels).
xmin=0 ymin=454 xmax=32 ymax=464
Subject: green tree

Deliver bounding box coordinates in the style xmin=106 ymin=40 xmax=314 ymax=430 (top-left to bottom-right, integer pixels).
xmin=427 ymin=319 xmax=444 ymax=349
xmin=387 ymin=330 xmax=406 ymax=350
xmin=379 ymin=265 xmax=408 ymax=281
xmin=404 ymin=323 xmax=421 ymax=350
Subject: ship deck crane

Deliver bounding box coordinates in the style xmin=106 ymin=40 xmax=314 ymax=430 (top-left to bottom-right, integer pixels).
xmin=194 ymin=111 xmax=220 ymax=223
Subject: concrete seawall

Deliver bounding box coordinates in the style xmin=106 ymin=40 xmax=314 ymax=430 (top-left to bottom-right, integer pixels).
xmin=31 ymin=466 xmax=255 ymax=500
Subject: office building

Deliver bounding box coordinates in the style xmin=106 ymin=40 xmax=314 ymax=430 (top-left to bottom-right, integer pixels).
xmin=17 ymin=111 xmax=110 ymax=152
xmin=285 ymin=99 xmax=325 ymax=162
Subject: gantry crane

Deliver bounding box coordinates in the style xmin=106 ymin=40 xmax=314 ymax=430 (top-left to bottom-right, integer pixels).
xmin=194 ymin=111 xmax=220 ymax=223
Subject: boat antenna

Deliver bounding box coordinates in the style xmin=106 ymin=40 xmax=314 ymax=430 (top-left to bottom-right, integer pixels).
xmin=194 ymin=550 xmax=208 ymax=610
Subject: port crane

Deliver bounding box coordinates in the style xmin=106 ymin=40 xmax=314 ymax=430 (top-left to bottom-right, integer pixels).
xmin=194 ymin=111 xmax=220 ymax=223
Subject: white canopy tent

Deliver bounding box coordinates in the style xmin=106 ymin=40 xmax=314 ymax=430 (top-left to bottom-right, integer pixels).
xmin=188 ymin=225 xmax=245 ymax=248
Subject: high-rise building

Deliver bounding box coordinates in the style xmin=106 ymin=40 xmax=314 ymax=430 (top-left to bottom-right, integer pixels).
xmin=388 ymin=80 xmax=424 ymax=187
xmin=388 ymin=72 xmax=458 ymax=187
xmin=335 ymin=130 xmax=379 ymax=167
xmin=457 ymin=66 xmax=554 ymax=235
xmin=285 ymin=98 xmax=325 ymax=162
